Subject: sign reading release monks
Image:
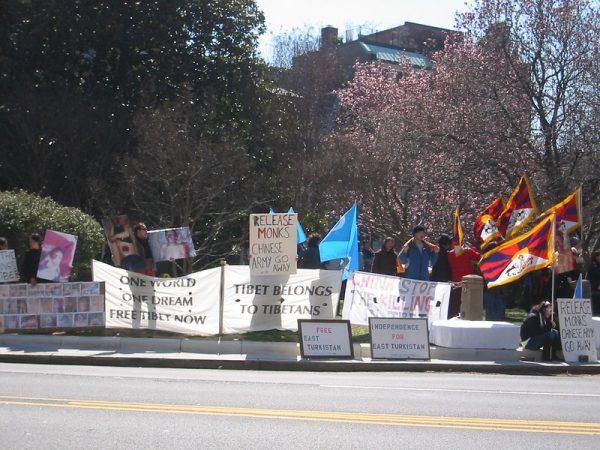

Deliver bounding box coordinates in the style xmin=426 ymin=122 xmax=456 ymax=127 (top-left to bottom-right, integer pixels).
xmin=298 ymin=319 xmax=353 ymax=359
xmin=249 ymin=213 xmax=297 ymax=276
xmin=369 ymin=317 xmax=430 ymax=360
xmin=557 ymin=298 xmax=597 ymax=363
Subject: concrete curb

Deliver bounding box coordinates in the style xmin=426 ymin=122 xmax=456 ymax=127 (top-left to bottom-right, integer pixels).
xmin=0 ymin=352 xmax=599 ymax=375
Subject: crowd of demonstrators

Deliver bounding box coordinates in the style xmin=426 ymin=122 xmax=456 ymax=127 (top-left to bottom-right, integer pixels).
xmin=520 ymin=300 xmax=562 ymax=361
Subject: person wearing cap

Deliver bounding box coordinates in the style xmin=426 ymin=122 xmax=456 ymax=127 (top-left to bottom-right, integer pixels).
xmin=399 ymin=226 xmax=439 ymax=281
xmin=520 ymin=300 xmax=561 ymax=361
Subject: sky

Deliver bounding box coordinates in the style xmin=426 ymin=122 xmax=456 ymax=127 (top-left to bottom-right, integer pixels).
xmin=255 ymin=0 xmax=470 ymax=60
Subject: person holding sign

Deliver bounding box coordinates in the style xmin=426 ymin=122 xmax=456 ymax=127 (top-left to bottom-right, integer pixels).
xmin=21 ymin=233 xmax=42 ymax=285
xmin=520 ymin=301 xmax=562 ymax=361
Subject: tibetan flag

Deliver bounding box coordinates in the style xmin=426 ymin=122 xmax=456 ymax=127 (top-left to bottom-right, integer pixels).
xmin=479 ymin=214 xmax=555 ymax=288
xmin=473 ymin=196 xmax=504 ymax=248
xmin=319 ymin=204 xmax=359 ymax=279
xmin=451 ymin=208 xmax=465 ymax=255
xmin=497 ymin=175 xmax=538 ymax=239
xmin=537 ymin=188 xmax=581 ymax=234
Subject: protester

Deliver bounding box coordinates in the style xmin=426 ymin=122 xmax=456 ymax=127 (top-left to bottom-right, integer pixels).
xmin=520 ymin=300 xmax=562 ymax=361
xmin=399 ymin=226 xmax=439 ymax=281
xmin=371 ymin=237 xmax=398 ymax=276
xmin=0 ymin=237 xmax=8 ymax=250
xmin=21 ymin=233 xmax=42 ymax=284
xmin=133 ymin=223 xmax=155 ymax=276
xmin=430 ymin=234 xmax=452 ymax=282
xmin=360 ymin=241 xmax=375 ymax=272
xmin=448 ymin=243 xmax=481 ymax=317
xmin=588 ymin=251 xmax=600 ymax=315
xmin=300 ymin=233 xmax=325 ymax=269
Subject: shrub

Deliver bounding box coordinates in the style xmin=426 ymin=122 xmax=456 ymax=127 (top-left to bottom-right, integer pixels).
xmin=0 ymin=190 xmax=104 ymax=280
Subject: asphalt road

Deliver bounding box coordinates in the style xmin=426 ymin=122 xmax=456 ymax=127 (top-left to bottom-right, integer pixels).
xmin=0 ymin=363 xmax=599 ymax=449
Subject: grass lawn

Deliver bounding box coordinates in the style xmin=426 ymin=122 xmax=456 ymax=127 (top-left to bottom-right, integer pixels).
xmin=41 ymin=309 xmax=526 ymax=343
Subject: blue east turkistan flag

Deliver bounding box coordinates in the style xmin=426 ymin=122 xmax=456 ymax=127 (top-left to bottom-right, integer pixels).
xmin=288 ymin=208 xmax=307 ymax=244
xmin=319 ymin=204 xmax=359 ymax=279
xmin=573 ymin=273 xmax=583 ymax=299
xmin=268 ymin=207 xmax=276 ymax=214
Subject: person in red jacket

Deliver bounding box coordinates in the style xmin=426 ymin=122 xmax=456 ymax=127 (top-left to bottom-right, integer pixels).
xmin=447 ymin=243 xmax=481 ymax=318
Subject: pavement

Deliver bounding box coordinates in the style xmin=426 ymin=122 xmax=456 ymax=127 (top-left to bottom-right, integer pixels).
xmin=1 ymin=363 xmax=600 ymax=449
xmin=0 ymin=334 xmax=599 ymax=375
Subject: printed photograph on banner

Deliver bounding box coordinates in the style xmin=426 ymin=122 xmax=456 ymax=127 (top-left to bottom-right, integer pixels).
xmin=65 ymin=298 xmax=77 ymax=313
xmin=40 ymin=314 xmax=57 ymax=328
xmin=77 ymin=296 xmax=90 ymax=312
xmin=5 ymin=315 xmax=19 ymax=329
xmin=147 ymin=227 xmax=196 ymax=262
xmin=45 ymin=283 xmax=63 ymax=297
xmin=0 ymin=285 xmax=9 ymax=297
xmin=102 ymin=215 xmax=142 ymax=269
xmin=52 ymin=298 xmax=65 ymax=313
xmin=26 ymin=298 xmax=40 ymax=314
xmin=57 ymin=314 xmax=74 ymax=328
xmin=37 ymin=230 xmax=78 ymax=282
xmin=9 ymin=284 xmax=27 ymax=297
xmin=90 ymin=296 xmax=104 ymax=312
xmin=81 ymin=282 xmax=100 ymax=296
xmin=17 ymin=298 xmax=27 ymax=314
xmin=20 ymin=315 xmax=38 ymax=329
xmin=5 ymin=299 xmax=18 ymax=314
xmin=88 ymin=312 xmax=104 ymax=327
xmin=0 ymin=249 xmax=19 ymax=283
xmin=63 ymin=282 xmax=81 ymax=297
xmin=41 ymin=298 xmax=53 ymax=313
xmin=28 ymin=283 xmax=45 ymax=297
xmin=74 ymin=313 xmax=88 ymax=327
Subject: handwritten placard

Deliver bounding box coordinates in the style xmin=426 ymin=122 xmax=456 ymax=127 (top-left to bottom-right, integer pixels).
xmin=298 ymin=319 xmax=353 ymax=359
xmin=369 ymin=317 xmax=430 ymax=360
xmin=249 ymin=213 xmax=297 ymax=276
xmin=0 ymin=250 xmax=19 ymax=283
xmin=557 ymin=298 xmax=597 ymax=363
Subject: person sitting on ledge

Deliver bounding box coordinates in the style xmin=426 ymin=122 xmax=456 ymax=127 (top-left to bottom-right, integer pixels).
xmin=520 ymin=300 xmax=562 ymax=361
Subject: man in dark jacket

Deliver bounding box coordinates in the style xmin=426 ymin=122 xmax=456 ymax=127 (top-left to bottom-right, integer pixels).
xmin=371 ymin=237 xmax=398 ymax=276
xmin=521 ymin=300 xmax=561 ymax=361
xmin=431 ymin=234 xmax=452 ymax=282
xmin=300 ymin=234 xmax=325 ymax=269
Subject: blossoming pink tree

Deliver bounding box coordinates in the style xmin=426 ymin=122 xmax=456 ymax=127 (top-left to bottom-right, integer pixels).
xmin=319 ymin=0 xmax=599 ymax=248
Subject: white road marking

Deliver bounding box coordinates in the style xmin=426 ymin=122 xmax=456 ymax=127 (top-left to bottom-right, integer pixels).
xmin=320 ymin=385 xmax=600 ymax=398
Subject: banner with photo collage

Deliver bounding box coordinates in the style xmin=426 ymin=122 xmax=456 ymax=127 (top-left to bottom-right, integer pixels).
xmin=0 ymin=282 xmax=105 ymax=331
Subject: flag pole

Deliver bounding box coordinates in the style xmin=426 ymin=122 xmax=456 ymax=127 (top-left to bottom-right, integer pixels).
xmin=551 ymin=262 xmax=555 ymax=322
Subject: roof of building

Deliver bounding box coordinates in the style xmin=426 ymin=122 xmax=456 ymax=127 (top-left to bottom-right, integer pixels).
xmin=359 ymin=42 xmax=431 ymax=68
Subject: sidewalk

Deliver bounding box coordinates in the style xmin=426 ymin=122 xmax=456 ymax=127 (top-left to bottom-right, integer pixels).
xmin=0 ymin=334 xmax=598 ymax=375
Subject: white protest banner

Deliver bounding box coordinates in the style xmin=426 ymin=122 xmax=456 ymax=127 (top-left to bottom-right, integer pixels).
xmin=369 ymin=317 xmax=430 ymax=360
xmin=298 ymin=319 xmax=353 ymax=359
xmin=222 ymin=265 xmax=342 ymax=333
xmin=342 ymin=271 xmax=451 ymax=328
xmin=93 ymin=260 xmax=220 ymax=335
xmin=0 ymin=250 xmax=19 ymax=283
xmin=557 ymin=298 xmax=597 ymax=363
xmin=249 ymin=213 xmax=297 ymax=276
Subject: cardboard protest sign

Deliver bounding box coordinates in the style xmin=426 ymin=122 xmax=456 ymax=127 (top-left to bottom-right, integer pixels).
xmin=147 ymin=226 xmax=196 ymax=262
xmin=557 ymin=298 xmax=597 ymax=363
xmin=249 ymin=213 xmax=297 ymax=276
xmin=37 ymin=230 xmax=78 ymax=282
xmin=0 ymin=282 xmax=104 ymax=332
xmin=0 ymin=250 xmax=19 ymax=283
xmin=222 ymin=265 xmax=342 ymax=333
xmin=298 ymin=319 xmax=353 ymax=359
xmin=94 ymin=260 xmax=220 ymax=335
xmin=342 ymin=271 xmax=451 ymax=326
xmin=369 ymin=317 xmax=430 ymax=360
xmin=102 ymin=215 xmax=142 ymax=269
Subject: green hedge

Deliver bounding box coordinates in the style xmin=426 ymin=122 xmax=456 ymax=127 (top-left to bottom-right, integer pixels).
xmin=0 ymin=190 xmax=104 ymax=280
